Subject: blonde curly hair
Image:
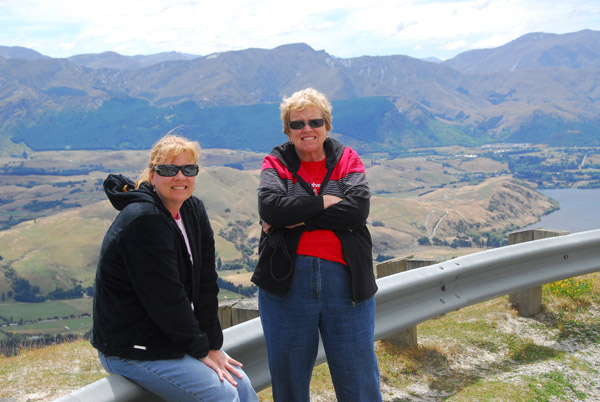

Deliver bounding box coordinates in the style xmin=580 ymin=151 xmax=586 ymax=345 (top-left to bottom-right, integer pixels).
xmin=280 ymin=88 xmax=333 ymax=135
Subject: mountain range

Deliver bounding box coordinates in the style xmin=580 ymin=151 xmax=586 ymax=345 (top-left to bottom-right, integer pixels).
xmin=0 ymin=29 xmax=599 ymax=156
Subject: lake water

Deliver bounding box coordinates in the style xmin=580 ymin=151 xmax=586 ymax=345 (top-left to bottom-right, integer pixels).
xmin=520 ymin=189 xmax=600 ymax=234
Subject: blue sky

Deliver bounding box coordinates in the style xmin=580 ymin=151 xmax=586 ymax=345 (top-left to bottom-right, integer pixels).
xmin=1 ymin=0 xmax=599 ymax=60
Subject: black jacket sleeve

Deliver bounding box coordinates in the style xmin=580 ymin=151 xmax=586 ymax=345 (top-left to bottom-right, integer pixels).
xmin=258 ymin=168 xmax=325 ymax=228
xmin=305 ymin=188 xmax=370 ymax=231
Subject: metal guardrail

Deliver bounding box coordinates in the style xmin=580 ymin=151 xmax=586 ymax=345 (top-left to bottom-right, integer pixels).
xmin=54 ymin=229 xmax=600 ymax=402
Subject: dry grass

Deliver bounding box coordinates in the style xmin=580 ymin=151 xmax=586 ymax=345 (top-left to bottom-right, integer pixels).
xmin=0 ymin=339 xmax=106 ymax=401
xmin=221 ymin=271 xmax=254 ymax=287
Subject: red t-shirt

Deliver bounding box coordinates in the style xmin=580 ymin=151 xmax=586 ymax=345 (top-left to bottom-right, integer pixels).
xmin=296 ymin=159 xmax=347 ymax=265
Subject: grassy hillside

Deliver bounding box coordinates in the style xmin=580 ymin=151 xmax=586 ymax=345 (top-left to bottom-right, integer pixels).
xmin=0 ymin=165 xmax=262 ymax=296
xmin=0 ymin=147 xmax=265 ymax=229
xmin=0 ymin=145 xmax=562 ymax=300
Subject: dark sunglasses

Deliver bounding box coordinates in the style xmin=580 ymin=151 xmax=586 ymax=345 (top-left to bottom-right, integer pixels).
xmin=288 ymin=118 xmax=326 ymax=130
xmin=153 ymin=164 xmax=199 ymax=177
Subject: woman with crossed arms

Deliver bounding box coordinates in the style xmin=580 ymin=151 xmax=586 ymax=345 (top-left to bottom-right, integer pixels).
xmin=253 ymin=88 xmax=382 ymax=401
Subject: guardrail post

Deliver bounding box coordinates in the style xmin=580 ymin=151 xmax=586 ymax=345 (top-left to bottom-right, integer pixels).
xmin=231 ymin=297 xmax=259 ymax=327
xmin=508 ymin=228 xmax=570 ymax=317
xmin=219 ymin=298 xmax=259 ymax=329
xmin=218 ymin=298 xmax=238 ymax=329
xmin=376 ymin=256 xmax=438 ymax=348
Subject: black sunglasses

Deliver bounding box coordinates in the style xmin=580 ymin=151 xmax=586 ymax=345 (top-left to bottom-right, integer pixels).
xmin=153 ymin=164 xmax=199 ymax=177
xmin=288 ymin=118 xmax=326 ymax=130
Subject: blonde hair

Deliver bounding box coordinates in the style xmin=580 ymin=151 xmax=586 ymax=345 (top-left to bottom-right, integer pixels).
xmin=136 ymin=134 xmax=201 ymax=188
xmin=280 ymin=88 xmax=333 ymax=135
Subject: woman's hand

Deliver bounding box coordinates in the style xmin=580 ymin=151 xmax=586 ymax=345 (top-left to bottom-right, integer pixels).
xmin=200 ymin=349 xmax=243 ymax=388
xmin=262 ymin=220 xmax=306 ymax=233
xmin=323 ymin=195 xmax=342 ymax=209
xmin=261 ymin=220 xmax=271 ymax=234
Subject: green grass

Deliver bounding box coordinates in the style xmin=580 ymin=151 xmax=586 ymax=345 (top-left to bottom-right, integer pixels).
xmin=8 ymin=316 xmax=92 ymax=335
xmin=0 ymin=299 xmax=92 ymax=324
xmin=529 ymin=370 xmax=587 ymax=401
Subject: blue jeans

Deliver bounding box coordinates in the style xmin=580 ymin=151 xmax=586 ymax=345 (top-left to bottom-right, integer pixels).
xmin=259 ymin=255 xmax=382 ymax=402
xmin=98 ymin=351 xmax=258 ymax=402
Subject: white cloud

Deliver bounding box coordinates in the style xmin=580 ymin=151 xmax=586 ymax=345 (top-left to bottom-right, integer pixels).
xmin=0 ymin=0 xmax=597 ymax=59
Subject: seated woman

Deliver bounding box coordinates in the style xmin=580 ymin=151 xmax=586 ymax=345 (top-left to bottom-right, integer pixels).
xmin=92 ymin=133 xmax=258 ymax=402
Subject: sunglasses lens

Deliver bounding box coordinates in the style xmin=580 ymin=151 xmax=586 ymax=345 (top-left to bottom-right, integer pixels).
xmin=308 ymin=119 xmax=325 ymax=128
xmin=289 ymin=121 xmax=305 ymax=130
xmin=181 ymin=165 xmax=199 ymax=176
xmin=154 ymin=164 xmax=199 ymax=177
xmin=288 ymin=119 xmax=325 ymax=130
xmin=155 ymin=165 xmax=178 ymax=176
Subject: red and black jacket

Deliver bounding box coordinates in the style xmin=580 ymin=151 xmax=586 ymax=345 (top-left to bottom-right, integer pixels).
xmin=252 ymin=138 xmax=378 ymax=303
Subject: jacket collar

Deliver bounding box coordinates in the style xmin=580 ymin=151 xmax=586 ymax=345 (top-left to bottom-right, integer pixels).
xmin=271 ymin=137 xmax=345 ymax=174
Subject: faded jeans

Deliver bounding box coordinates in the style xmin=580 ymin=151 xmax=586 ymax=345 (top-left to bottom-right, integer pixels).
xmin=98 ymin=350 xmax=258 ymax=402
xmin=259 ymin=255 xmax=382 ymax=402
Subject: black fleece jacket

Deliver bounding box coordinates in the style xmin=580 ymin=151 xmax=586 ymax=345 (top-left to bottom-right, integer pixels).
xmin=91 ymin=174 xmax=222 ymax=360
xmin=252 ymin=138 xmax=378 ymax=303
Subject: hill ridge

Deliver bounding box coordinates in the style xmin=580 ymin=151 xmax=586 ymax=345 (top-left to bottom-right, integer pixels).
xmin=1 ymin=29 xmax=599 ymax=156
